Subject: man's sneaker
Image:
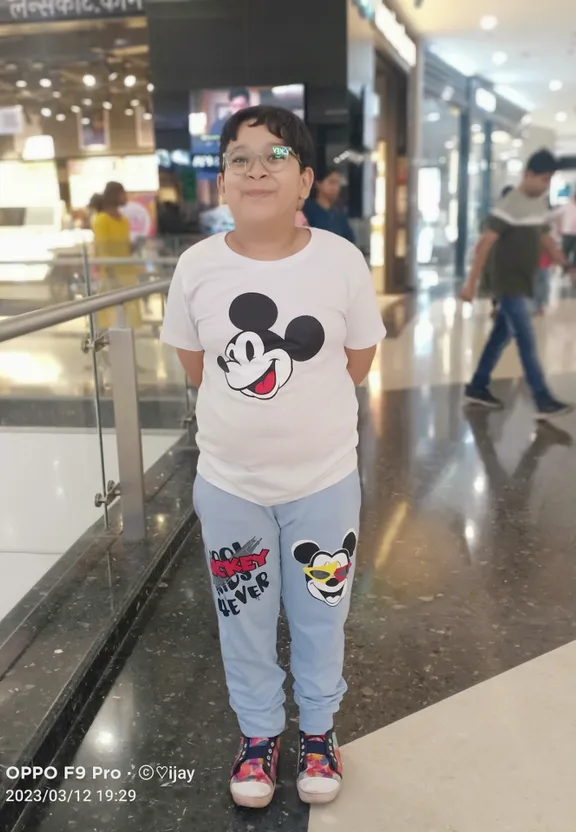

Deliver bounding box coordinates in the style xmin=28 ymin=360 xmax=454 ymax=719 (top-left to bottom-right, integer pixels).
xmin=297 ymin=729 xmax=343 ymax=805
xmin=230 ymin=735 xmax=280 ymax=809
xmin=464 ymin=385 xmax=504 ymax=409
xmin=535 ymin=397 xmax=574 ymax=421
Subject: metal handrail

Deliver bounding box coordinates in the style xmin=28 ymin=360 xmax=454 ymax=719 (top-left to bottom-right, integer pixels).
xmin=0 ymin=278 xmax=171 ymax=343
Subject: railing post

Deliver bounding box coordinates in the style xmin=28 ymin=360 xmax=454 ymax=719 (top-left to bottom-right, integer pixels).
xmin=108 ymin=326 xmax=146 ymax=541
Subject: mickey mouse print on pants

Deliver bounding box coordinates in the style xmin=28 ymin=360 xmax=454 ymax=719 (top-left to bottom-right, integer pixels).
xmin=217 ymin=292 xmax=325 ymax=400
xmin=292 ymin=531 xmax=357 ymax=607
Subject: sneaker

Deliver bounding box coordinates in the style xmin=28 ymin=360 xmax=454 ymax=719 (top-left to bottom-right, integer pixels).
xmin=230 ymin=735 xmax=280 ymax=809
xmin=464 ymin=386 xmax=504 ymax=409
xmin=535 ymin=397 xmax=574 ymax=421
xmin=297 ymin=729 xmax=343 ymax=805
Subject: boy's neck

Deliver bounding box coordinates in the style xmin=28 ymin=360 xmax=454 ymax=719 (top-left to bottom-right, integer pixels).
xmin=227 ymin=224 xmax=310 ymax=261
xmin=316 ymin=195 xmax=333 ymax=210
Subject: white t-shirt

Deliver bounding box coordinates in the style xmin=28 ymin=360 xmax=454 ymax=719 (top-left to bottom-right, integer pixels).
xmin=161 ymin=228 xmax=386 ymax=505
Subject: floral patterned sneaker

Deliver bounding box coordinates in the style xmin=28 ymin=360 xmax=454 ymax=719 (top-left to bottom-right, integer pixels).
xmin=297 ymin=728 xmax=343 ymax=804
xmin=230 ymin=735 xmax=280 ymax=808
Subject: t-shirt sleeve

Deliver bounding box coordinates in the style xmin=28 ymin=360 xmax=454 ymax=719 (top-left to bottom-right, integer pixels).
xmin=160 ymin=255 xmax=202 ymax=352
xmin=485 ymin=213 xmax=509 ymax=235
xmin=344 ymin=249 xmax=387 ymax=350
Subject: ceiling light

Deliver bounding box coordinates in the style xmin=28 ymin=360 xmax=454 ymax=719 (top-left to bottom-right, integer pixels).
xmin=6 ymin=63 xmax=17 ymax=72
xmin=16 ymin=80 xmax=27 ymax=88
xmin=39 ymin=77 xmax=52 ymax=88
xmin=440 ymin=85 xmax=454 ymax=102
xmin=40 ymin=107 xmax=52 ymax=117
xmin=480 ymin=15 xmax=498 ymax=31
xmin=444 ymin=140 xmax=455 ymax=150
xmin=130 ymin=99 xmax=140 ymax=107
xmin=81 ymin=117 xmax=90 ymax=125
xmin=556 ymin=111 xmax=568 ymax=122
xmin=492 ymin=51 xmax=508 ymax=66
xmin=71 ymin=105 xmax=81 ymax=113
xmin=81 ymin=98 xmax=92 ymax=107
xmin=124 ymin=74 xmax=137 ymax=88
xmin=426 ymin=112 xmax=440 ymax=122
xmin=52 ymin=91 xmax=61 ymax=99
xmin=124 ymin=107 xmax=134 ymax=116
xmin=109 ymin=71 xmax=119 ymax=81
xmin=143 ymin=111 xmax=153 ymax=121
xmin=56 ymin=113 xmax=66 ymax=122
xmin=103 ymin=101 xmax=112 ymax=110
xmin=83 ymin=74 xmax=96 ymax=87
xmin=147 ymin=83 xmax=154 ymax=92
xmin=549 ymin=80 xmax=563 ymax=92
xmin=471 ymin=123 xmax=482 ymax=133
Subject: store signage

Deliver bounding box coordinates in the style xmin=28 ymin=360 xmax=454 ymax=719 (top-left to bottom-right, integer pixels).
xmin=374 ymin=3 xmax=417 ymax=68
xmin=475 ymin=88 xmax=496 ymax=113
xmin=0 ymin=0 xmax=144 ymax=23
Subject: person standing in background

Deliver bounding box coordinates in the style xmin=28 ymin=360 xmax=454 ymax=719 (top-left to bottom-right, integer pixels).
xmin=303 ymin=168 xmax=355 ymax=243
xmin=92 ymin=181 xmax=142 ymax=330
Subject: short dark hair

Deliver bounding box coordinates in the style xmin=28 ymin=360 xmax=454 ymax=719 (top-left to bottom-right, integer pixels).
xmin=220 ymin=105 xmax=315 ymax=172
xmin=316 ymin=166 xmax=341 ymax=183
xmin=229 ymin=87 xmax=250 ymax=103
xmin=526 ymin=149 xmax=557 ymax=175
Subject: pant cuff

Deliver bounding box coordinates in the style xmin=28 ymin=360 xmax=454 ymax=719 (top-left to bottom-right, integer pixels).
xmin=299 ymin=713 xmax=335 ymax=735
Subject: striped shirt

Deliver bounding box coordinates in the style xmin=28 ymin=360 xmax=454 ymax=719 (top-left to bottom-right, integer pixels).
xmin=486 ymin=189 xmax=549 ymax=299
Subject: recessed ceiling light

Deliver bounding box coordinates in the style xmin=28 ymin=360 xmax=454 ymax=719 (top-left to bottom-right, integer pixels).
xmin=15 ymin=80 xmax=27 ymax=88
xmin=444 ymin=140 xmax=455 ymax=150
xmin=40 ymin=107 xmax=52 ymax=117
xmin=471 ymin=123 xmax=482 ymax=133
xmin=81 ymin=117 xmax=90 ymax=125
xmin=143 ymin=112 xmax=153 ymax=121
xmin=71 ymin=105 xmax=81 ymax=113
xmin=125 ymin=107 xmax=134 ymax=116
xmin=83 ymin=74 xmax=96 ymax=87
xmin=52 ymin=91 xmax=61 ymax=99
xmin=147 ymin=83 xmax=154 ymax=92
xmin=549 ymin=80 xmax=563 ymax=91
xmin=109 ymin=72 xmax=119 ymax=81
xmin=426 ymin=112 xmax=440 ymax=122
xmin=492 ymin=51 xmax=508 ymax=66
xmin=130 ymin=99 xmax=140 ymax=107
xmin=103 ymin=101 xmax=113 ymax=110
xmin=56 ymin=113 xmax=66 ymax=122
xmin=39 ymin=77 xmax=52 ymax=88
xmin=556 ymin=111 xmax=568 ymax=122
xmin=124 ymin=75 xmax=137 ymax=88
xmin=81 ymin=98 xmax=92 ymax=107
xmin=480 ymin=15 xmax=498 ymax=31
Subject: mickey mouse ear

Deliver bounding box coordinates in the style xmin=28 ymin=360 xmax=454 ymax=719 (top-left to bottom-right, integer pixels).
xmin=284 ymin=316 xmax=325 ymax=362
xmin=229 ymin=293 xmax=279 ymax=331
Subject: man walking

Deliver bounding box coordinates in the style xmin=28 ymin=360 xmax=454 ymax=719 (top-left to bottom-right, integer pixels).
xmin=461 ymin=149 xmax=572 ymax=420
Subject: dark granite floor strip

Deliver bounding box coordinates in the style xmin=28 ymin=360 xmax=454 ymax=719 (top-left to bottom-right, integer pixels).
xmin=15 ymin=375 xmax=576 ymax=832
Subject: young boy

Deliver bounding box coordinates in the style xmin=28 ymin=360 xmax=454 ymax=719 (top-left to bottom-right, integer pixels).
xmin=461 ymin=149 xmax=572 ymax=420
xmin=161 ymin=106 xmax=385 ymax=808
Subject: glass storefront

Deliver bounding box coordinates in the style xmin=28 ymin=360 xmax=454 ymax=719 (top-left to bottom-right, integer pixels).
xmin=418 ymin=97 xmax=460 ymax=282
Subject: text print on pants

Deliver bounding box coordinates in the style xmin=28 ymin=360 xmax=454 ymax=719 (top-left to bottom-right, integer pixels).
xmin=210 ymin=536 xmax=271 ymax=617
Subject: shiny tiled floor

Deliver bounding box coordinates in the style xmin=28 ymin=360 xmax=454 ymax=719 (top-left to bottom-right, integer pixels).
xmin=16 ymin=285 xmax=576 ymax=831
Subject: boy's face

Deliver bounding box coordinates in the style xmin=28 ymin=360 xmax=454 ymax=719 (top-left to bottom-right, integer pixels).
xmin=524 ymin=170 xmax=553 ymax=197
xmin=218 ymin=122 xmax=314 ymax=225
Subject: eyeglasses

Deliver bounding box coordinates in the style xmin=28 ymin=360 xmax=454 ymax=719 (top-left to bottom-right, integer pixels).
xmin=223 ymin=144 xmax=301 ymax=175
xmin=302 ymin=562 xmax=351 ymax=584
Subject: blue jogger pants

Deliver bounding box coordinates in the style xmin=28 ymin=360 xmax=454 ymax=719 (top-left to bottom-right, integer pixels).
xmin=193 ymin=470 xmax=361 ymax=737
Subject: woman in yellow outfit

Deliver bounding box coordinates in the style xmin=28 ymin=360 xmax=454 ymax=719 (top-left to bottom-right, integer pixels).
xmin=92 ymin=181 xmax=142 ymax=330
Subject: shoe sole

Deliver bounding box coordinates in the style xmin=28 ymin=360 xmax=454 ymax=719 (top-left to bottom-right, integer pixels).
xmin=535 ymin=406 xmax=574 ymax=422
xmin=464 ymin=396 xmax=503 ymax=409
xmin=297 ymin=783 xmax=341 ymax=805
xmin=230 ymin=784 xmax=275 ymax=809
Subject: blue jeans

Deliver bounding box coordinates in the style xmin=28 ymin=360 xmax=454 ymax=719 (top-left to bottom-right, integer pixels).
xmin=193 ymin=470 xmax=361 ymax=737
xmin=470 ymin=296 xmax=551 ymax=404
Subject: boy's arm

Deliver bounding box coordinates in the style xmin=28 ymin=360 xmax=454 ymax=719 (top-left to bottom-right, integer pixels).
xmin=460 ymin=229 xmax=500 ymax=303
xmin=541 ymin=233 xmax=567 ymax=267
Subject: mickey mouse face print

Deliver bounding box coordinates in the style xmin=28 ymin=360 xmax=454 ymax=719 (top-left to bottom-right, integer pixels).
xmin=217 ymin=292 xmax=325 ymax=400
